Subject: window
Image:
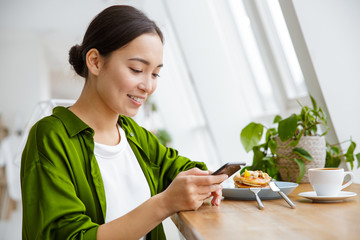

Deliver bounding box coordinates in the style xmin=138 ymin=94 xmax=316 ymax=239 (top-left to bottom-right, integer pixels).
xmin=228 ymin=0 xmax=308 ymax=118
xmin=138 ymin=0 xmax=311 ymax=167
xmin=228 ymin=0 xmax=278 ymax=115
xmin=265 ymin=0 xmax=307 ymax=99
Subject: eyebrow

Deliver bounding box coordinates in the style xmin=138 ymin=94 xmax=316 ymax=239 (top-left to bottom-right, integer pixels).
xmin=128 ymin=57 xmax=163 ymax=68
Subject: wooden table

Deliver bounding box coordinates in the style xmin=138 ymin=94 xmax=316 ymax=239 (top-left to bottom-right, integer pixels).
xmin=171 ymin=183 xmax=360 ymax=240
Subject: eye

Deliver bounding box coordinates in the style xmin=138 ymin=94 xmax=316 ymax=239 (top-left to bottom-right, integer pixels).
xmin=130 ymin=68 xmax=142 ymax=73
xmin=152 ymin=73 xmax=160 ymax=78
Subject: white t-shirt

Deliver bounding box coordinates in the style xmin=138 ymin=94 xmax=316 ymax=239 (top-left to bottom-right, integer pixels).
xmin=94 ymin=125 xmax=151 ymax=238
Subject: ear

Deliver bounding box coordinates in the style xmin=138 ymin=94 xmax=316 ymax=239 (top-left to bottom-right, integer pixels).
xmin=86 ymin=48 xmax=102 ymax=76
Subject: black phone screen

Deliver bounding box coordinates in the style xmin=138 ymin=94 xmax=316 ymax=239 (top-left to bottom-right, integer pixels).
xmin=211 ymin=162 xmax=246 ymax=176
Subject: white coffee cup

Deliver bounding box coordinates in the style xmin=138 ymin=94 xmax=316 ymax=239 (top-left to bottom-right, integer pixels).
xmin=308 ymin=168 xmax=354 ymax=196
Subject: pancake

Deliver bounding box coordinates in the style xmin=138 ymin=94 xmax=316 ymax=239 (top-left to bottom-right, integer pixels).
xmin=234 ymin=182 xmax=270 ymax=188
xmin=233 ymin=169 xmax=271 ymax=188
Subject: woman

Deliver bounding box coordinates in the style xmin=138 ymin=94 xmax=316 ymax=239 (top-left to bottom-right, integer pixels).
xmin=21 ymin=5 xmax=227 ymax=240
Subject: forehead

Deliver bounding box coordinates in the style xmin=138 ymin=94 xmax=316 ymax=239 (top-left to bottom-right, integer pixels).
xmin=111 ymin=33 xmax=163 ymax=65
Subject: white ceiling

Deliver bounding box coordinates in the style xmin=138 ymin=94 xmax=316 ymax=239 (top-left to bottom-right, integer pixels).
xmin=0 ymin=0 xmax=143 ymax=71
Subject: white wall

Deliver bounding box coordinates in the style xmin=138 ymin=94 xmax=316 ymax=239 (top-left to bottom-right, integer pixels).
xmin=0 ymin=30 xmax=50 ymax=132
xmin=289 ymin=0 xmax=360 ymax=181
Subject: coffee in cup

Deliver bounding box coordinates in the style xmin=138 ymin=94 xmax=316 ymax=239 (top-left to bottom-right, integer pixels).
xmin=308 ymin=168 xmax=354 ymax=196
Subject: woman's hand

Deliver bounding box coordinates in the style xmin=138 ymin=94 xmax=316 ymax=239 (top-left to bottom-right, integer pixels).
xmin=161 ymin=168 xmax=228 ymax=214
xmin=98 ymin=168 xmax=227 ymax=239
xmin=207 ymin=170 xmax=224 ymax=207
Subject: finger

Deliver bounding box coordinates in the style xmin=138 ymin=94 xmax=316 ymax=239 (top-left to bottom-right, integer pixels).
xmin=193 ymin=174 xmax=228 ymax=186
xmin=180 ymin=168 xmax=210 ymax=176
xmin=197 ymin=184 xmax=222 ymax=195
xmin=211 ymin=195 xmax=222 ymax=206
xmin=212 ymin=190 xmax=223 ymax=205
xmin=215 ymin=185 xmax=223 ymax=196
xmin=199 ymin=192 xmax=212 ymax=200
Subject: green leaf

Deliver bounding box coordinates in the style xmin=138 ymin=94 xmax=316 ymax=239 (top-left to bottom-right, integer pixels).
xmin=151 ymin=103 xmax=157 ymax=112
xmin=240 ymin=123 xmax=264 ymax=152
xmin=273 ymin=115 xmax=282 ymax=124
xmin=265 ymin=128 xmax=277 ymax=142
xmin=268 ymin=128 xmax=277 ymax=136
xmin=346 ymin=153 xmax=354 ymax=170
xmin=263 ymin=156 xmax=273 ymax=161
xmin=346 ymin=140 xmax=356 ymax=155
xmin=356 ymin=153 xmax=360 ymax=169
xmin=278 ymin=114 xmax=298 ymax=141
xmin=310 ymin=95 xmax=317 ymax=110
xmin=325 ymin=150 xmax=341 ymax=168
xmin=293 ymin=147 xmax=314 ymax=161
xmin=267 ymin=157 xmax=275 ymax=166
xmin=268 ymin=139 xmax=277 ymax=155
xmin=332 ymin=157 xmax=341 ymax=168
xmin=251 ymin=146 xmax=263 ymax=167
xmin=325 ymin=153 xmax=332 ymax=167
xmin=302 ymin=106 xmax=309 ymax=121
xmin=289 ymin=129 xmax=304 ymax=147
xmin=319 ymin=107 xmax=328 ymax=127
xmin=325 ymin=151 xmax=332 ymax=167
xmin=344 ymin=141 xmax=356 ymax=170
xmin=155 ymin=129 xmax=172 ymax=146
xmin=329 ymin=145 xmax=340 ymax=155
xmin=265 ymin=129 xmax=271 ymax=143
xmin=294 ymin=158 xmax=306 ymax=183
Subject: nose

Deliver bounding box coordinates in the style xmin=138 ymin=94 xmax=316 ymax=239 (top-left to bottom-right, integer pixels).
xmin=138 ymin=75 xmax=153 ymax=93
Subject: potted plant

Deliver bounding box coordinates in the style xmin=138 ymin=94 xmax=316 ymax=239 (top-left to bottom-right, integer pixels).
xmin=143 ymin=96 xmax=173 ymax=147
xmin=240 ymin=96 xmax=360 ymax=183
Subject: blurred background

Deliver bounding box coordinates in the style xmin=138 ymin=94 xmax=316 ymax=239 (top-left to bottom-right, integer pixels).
xmin=0 ymin=0 xmax=359 ymax=239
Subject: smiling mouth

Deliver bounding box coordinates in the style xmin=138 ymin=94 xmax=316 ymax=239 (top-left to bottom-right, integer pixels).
xmin=128 ymin=94 xmax=145 ymax=104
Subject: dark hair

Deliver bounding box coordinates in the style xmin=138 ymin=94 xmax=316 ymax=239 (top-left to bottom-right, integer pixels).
xmin=69 ymin=5 xmax=164 ymax=78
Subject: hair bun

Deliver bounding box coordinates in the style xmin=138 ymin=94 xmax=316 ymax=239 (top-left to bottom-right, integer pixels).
xmin=68 ymin=44 xmax=85 ymax=77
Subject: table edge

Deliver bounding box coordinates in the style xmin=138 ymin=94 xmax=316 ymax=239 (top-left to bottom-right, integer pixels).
xmin=171 ymin=213 xmax=204 ymax=240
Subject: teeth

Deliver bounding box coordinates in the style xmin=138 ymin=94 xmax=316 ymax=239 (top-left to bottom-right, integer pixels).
xmin=129 ymin=95 xmax=144 ymax=103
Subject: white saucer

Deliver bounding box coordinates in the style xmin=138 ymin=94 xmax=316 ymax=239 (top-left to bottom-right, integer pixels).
xmin=298 ymin=191 xmax=357 ymax=202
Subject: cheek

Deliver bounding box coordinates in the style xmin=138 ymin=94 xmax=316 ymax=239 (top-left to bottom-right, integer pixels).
xmin=108 ymin=69 xmax=134 ymax=90
xmin=150 ymin=80 xmax=158 ymax=95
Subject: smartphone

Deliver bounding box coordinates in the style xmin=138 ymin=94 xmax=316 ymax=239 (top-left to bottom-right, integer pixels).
xmin=211 ymin=162 xmax=246 ymax=176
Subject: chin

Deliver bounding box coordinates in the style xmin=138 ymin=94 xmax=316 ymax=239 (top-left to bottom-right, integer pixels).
xmin=126 ymin=113 xmax=137 ymax=117
xmin=121 ymin=109 xmax=139 ymax=117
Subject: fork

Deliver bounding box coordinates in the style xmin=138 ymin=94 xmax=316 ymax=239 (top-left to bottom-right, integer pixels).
xmin=250 ymin=188 xmax=264 ymax=210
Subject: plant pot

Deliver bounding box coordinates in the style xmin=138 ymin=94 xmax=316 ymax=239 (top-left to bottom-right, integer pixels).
xmin=276 ymin=136 xmax=326 ymax=183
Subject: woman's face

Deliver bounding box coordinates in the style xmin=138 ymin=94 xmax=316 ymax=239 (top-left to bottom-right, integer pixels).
xmin=95 ymin=33 xmax=163 ymax=117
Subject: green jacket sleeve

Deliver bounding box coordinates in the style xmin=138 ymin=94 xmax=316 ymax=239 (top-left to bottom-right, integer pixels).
xmin=21 ymin=119 xmax=99 ymax=240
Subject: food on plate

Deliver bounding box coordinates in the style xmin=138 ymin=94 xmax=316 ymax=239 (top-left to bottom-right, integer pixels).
xmin=233 ymin=169 xmax=271 ymax=188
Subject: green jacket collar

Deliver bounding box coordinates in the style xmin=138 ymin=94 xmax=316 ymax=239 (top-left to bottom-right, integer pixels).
xmin=52 ymin=106 xmax=93 ymax=137
xmin=52 ymin=106 xmax=133 ymax=139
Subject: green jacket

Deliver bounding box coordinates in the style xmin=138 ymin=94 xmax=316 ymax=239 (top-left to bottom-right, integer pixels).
xmin=21 ymin=106 xmax=207 ymax=239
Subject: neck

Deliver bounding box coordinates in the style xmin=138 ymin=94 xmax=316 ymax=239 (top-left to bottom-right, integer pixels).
xmin=69 ymin=81 xmax=120 ymax=145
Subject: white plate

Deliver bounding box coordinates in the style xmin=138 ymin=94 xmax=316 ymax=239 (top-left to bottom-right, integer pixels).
xmin=298 ymin=191 xmax=357 ymax=202
xmin=222 ymin=181 xmax=298 ymax=200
